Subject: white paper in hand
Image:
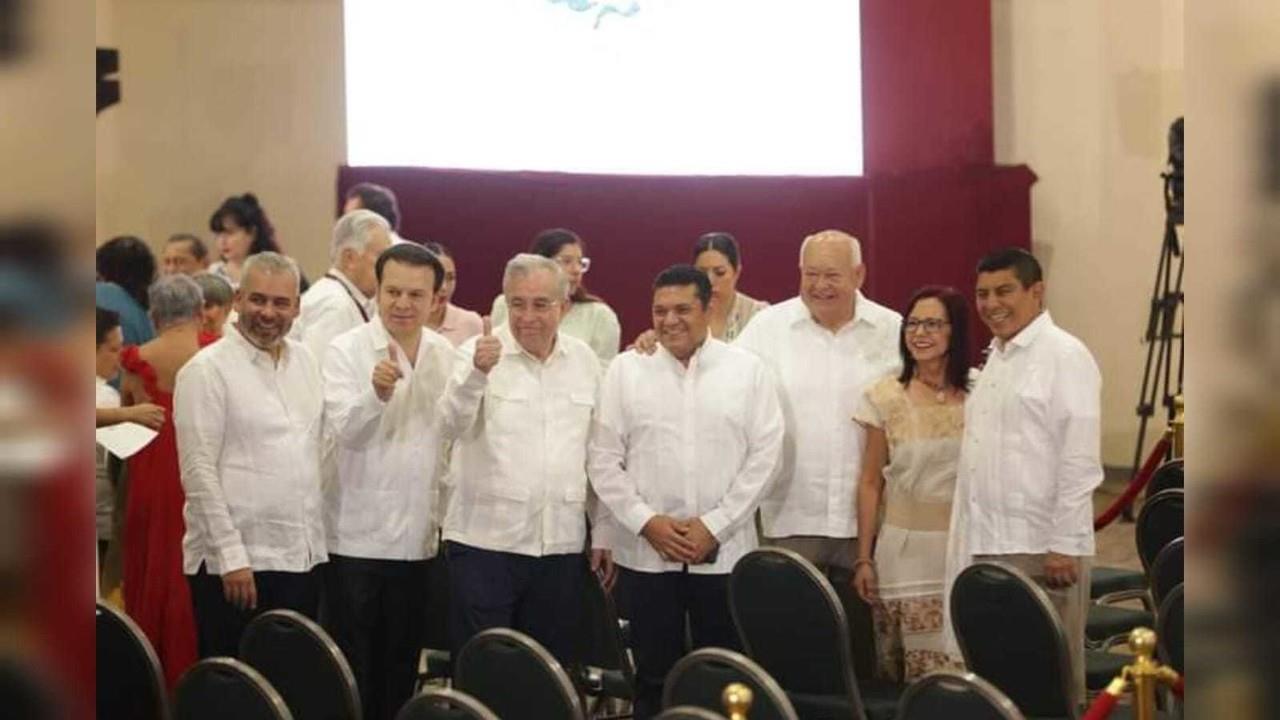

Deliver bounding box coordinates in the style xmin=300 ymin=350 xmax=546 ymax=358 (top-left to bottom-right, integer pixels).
xmin=95 ymin=422 xmax=159 ymax=459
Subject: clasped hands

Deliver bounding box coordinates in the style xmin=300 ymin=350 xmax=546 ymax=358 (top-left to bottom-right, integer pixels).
xmin=640 ymin=515 xmax=719 ymax=564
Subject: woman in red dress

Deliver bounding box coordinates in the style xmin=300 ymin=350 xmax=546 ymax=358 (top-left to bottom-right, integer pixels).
xmin=119 ymin=274 xmax=212 ymax=688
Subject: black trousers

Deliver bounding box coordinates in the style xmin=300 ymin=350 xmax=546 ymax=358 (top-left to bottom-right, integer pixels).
xmin=445 ymin=541 xmax=583 ymax=664
xmin=187 ymin=563 xmax=321 ymax=659
xmin=323 ymin=554 xmax=430 ymax=720
xmin=618 ymin=567 xmax=741 ymax=720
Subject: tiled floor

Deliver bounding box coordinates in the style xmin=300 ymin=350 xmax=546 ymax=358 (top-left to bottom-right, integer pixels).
xmin=1094 ymin=468 xmax=1144 ymax=570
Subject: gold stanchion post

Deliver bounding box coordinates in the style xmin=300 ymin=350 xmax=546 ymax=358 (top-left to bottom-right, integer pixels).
xmin=1127 ymin=628 xmax=1160 ymax=720
xmin=722 ymin=682 xmax=753 ymax=720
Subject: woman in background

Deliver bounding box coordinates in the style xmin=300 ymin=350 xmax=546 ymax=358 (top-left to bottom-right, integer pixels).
xmin=691 ymin=231 xmax=768 ymax=341
xmin=207 ymin=193 xmax=289 ymax=289
xmin=851 ymin=285 xmax=971 ymax=683
xmin=424 ymin=241 xmax=484 ymax=346
xmin=119 ymin=275 xmax=210 ymax=689
xmin=490 ymin=228 xmax=621 ymax=363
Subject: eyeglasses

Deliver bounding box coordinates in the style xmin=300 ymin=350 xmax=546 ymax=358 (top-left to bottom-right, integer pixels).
xmin=556 ymin=256 xmax=591 ymax=273
xmin=904 ymin=318 xmax=950 ymax=334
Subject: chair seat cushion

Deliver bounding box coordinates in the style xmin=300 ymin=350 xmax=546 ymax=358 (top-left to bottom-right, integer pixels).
xmin=1090 ymin=566 xmax=1146 ymax=598
xmin=1086 ymin=604 xmax=1154 ymax=642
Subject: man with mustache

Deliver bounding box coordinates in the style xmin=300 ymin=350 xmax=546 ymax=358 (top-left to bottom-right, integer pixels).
xmin=734 ymin=229 xmax=902 ymax=675
xmin=589 ymin=264 xmax=783 ymax=720
xmin=174 ymin=252 xmax=327 ymax=658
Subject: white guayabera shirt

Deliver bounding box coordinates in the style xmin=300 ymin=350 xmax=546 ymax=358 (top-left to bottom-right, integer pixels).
xmin=588 ymin=338 xmax=784 ymax=574
xmin=174 ymin=328 xmax=326 ymax=575
xmin=734 ymin=292 xmax=902 ymax=539
xmin=440 ymin=326 xmax=603 ymax=557
xmin=322 ymin=317 xmax=458 ymax=561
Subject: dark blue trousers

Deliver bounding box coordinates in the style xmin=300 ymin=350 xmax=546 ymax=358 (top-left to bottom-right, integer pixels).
xmin=618 ymin=567 xmax=741 ymax=720
xmin=445 ymin=541 xmax=584 ymax=664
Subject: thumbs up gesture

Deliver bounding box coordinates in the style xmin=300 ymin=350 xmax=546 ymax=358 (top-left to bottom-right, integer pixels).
xmin=473 ymin=316 xmax=502 ymax=375
xmin=372 ymin=344 xmax=404 ymax=402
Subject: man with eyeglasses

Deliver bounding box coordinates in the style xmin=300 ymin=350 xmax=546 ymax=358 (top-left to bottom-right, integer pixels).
xmin=734 ymin=229 xmax=901 ymax=678
xmin=944 ymin=247 xmax=1103 ymax=707
xmin=439 ymin=253 xmax=613 ymax=664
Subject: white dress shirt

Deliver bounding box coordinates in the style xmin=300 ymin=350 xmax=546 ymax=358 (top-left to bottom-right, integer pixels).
xmin=491 ymin=295 xmax=622 ymax=365
xmin=953 ymin=311 xmax=1103 ymax=557
xmin=291 ymin=268 xmax=373 ymax=364
xmin=174 ymin=327 xmax=327 ymax=575
xmin=589 ymin=339 xmax=784 ymax=574
xmin=440 ymin=326 xmax=602 ymax=557
xmin=322 ymin=317 xmax=458 ymax=561
xmin=734 ymin=293 xmax=902 ymax=538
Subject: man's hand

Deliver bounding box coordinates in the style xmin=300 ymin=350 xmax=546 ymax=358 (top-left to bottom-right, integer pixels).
xmin=852 ymin=562 xmax=880 ymax=605
xmin=222 ymin=567 xmax=257 ymax=611
xmin=682 ymin=518 xmax=720 ymax=564
xmin=640 ymin=515 xmax=698 ymax=563
xmin=127 ymin=403 xmax=166 ymax=430
xmin=1043 ymin=552 xmax=1080 ymax=588
xmin=590 ymin=548 xmax=617 ymax=592
xmin=628 ymin=329 xmax=659 ymax=355
xmin=372 ymin=345 xmax=404 ymax=402
xmin=473 ymin=317 xmax=502 ymax=374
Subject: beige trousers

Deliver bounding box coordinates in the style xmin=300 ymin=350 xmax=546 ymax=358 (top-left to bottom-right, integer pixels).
xmin=974 ymin=553 xmax=1091 ymax=707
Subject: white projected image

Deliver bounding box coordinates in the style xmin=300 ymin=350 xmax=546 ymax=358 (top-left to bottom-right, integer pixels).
xmin=345 ymin=0 xmax=863 ymax=176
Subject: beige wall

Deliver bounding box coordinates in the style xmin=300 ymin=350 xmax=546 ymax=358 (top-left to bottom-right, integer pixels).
xmin=992 ymin=0 xmax=1185 ymax=466
xmin=96 ymin=0 xmax=345 ymax=279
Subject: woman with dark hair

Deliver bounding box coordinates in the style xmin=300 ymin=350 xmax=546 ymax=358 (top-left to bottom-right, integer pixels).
xmin=489 ymin=228 xmax=621 ymax=362
xmin=691 ymin=231 xmax=768 ymax=341
xmin=850 ymin=285 xmax=971 ymax=682
xmin=206 ymin=192 xmax=280 ymax=288
xmin=96 ymin=235 xmax=157 ymax=344
xmin=423 ymin=241 xmax=484 ymax=346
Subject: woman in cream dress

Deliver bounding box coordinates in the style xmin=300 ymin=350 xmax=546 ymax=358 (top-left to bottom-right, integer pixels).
xmin=851 ymin=285 xmax=971 ymax=683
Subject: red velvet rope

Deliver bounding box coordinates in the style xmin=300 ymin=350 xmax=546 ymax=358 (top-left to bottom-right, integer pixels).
xmin=1171 ymin=676 xmax=1183 ymax=698
xmin=1081 ymin=690 xmax=1121 ymax=720
xmin=1094 ymin=432 xmax=1172 ymax=531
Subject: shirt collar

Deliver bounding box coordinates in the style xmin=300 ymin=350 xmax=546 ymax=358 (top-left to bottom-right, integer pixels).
xmin=228 ymin=323 xmax=289 ymax=367
xmin=497 ymin=324 xmax=569 ymax=363
xmin=788 ymin=291 xmax=885 ymax=331
xmin=656 ymin=334 xmax=718 ymax=373
xmin=990 ymin=310 xmax=1053 ymax=354
xmin=369 ymin=314 xmax=424 ymax=359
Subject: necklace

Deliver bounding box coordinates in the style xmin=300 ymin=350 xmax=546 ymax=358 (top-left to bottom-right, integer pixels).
xmin=915 ymin=375 xmax=949 ymax=404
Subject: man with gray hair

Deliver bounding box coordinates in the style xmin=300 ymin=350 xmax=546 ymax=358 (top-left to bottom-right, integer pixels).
xmin=291 ymin=209 xmax=392 ymax=363
xmin=175 ymin=252 xmax=327 ymax=658
xmin=734 ymin=229 xmax=902 ymax=677
xmin=439 ymin=253 xmax=610 ymax=663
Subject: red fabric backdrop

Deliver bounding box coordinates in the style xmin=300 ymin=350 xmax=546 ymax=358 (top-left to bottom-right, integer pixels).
xmin=337 ymin=0 xmax=1032 ymax=349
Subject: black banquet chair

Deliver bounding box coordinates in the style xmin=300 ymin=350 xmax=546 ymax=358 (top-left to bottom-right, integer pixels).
xmin=1148 ymin=537 xmax=1184 ymax=609
xmin=395 ymin=688 xmax=499 ymax=720
xmin=729 ymin=548 xmax=900 ymax=720
xmin=655 ymin=707 xmax=728 ymax=720
xmin=173 ymin=657 xmax=293 ymax=720
xmin=239 ymin=609 xmax=361 ymax=720
xmin=662 ymin=647 xmax=798 ymax=720
xmin=96 ymin=601 xmax=169 ymax=720
xmin=1137 ymin=489 xmax=1184 ymax=572
xmin=950 ymin=562 xmax=1080 ymax=719
xmin=896 ymin=670 xmax=1025 ymax=720
xmin=573 ymin=566 xmax=635 ymax=708
xmin=1157 ymin=583 xmax=1184 ymax=676
xmin=1145 ymin=459 xmax=1183 ymax=499
xmin=454 ymin=628 xmax=585 ymax=720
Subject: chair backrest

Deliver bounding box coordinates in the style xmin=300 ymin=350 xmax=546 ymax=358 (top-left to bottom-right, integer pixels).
xmin=663 ymin=647 xmax=799 ymax=720
xmin=239 ymin=609 xmax=361 ymax=720
xmin=395 ymin=688 xmax=499 ymax=720
xmin=1 ymin=654 xmax=61 ymax=720
xmin=96 ymin=601 xmax=169 ymax=720
xmin=574 ymin=567 xmax=634 ymax=696
xmin=950 ymin=562 xmax=1076 ymax=720
xmin=1136 ymin=488 xmax=1184 ymax=571
xmin=454 ymin=628 xmax=584 ymax=720
xmin=655 ymin=706 xmax=729 ymax=720
xmin=1157 ymin=583 xmax=1184 ymax=675
xmin=1149 ymin=536 xmax=1184 ymax=609
xmin=173 ymin=657 xmax=294 ymax=720
xmin=728 ymin=548 xmax=865 ymax=718
xmin=1146 ymin=459 xmax=1183 ymax=499
xmin=896 ymin=670 xmax=1026 ymax=720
